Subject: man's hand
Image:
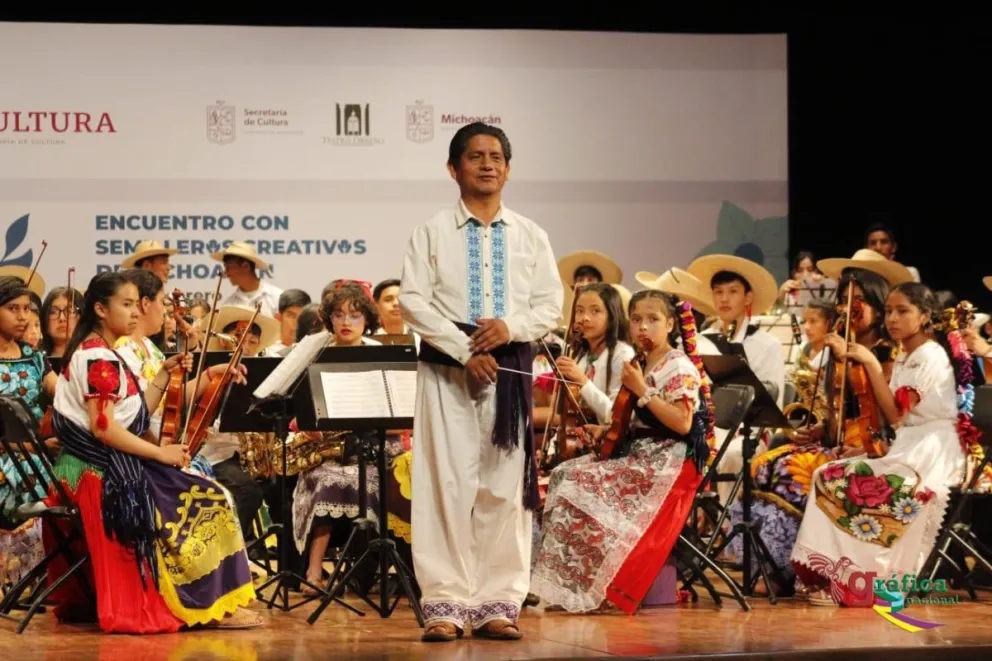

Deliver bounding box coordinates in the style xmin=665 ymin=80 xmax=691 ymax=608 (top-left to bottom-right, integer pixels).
xmin=470 ymin=318 xmax=510 ymax=354
xmin=466 ymin=354 xmax=499 ymax=385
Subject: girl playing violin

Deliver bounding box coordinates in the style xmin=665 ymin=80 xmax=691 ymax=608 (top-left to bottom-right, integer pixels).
xmin=728 ymin=267 xmax=897 ymax=594
xmin=42 ymin=271 xmax=261 ymax=632
xmin=534 ymin=283 xmax=634 ymax=453
xmin=114 ymin=269 xmax=244 ymax=449
xmin=530 ymin=289 xmax=714 ymax=613
xmin=791 ymin=282 xmax=970 ymax=606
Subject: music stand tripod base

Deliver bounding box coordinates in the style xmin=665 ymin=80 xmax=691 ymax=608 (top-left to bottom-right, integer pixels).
xmin=308 ymin=429 xmax=424 ymax=626
xmin=251 ymin=395 xmax=363 ymax=616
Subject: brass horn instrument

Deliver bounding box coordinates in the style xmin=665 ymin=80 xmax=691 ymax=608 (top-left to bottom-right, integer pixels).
xmin=782 ymin=351 xmax=830 ymax=440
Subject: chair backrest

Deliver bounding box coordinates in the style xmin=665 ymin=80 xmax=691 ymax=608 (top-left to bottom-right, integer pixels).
xmin=711 ymin=384 xmax=756 ymax=432
xmin=698 ymin=384 xmax=756 ymax=493
xmin=0 ymin=396 xmax=65 ymax=507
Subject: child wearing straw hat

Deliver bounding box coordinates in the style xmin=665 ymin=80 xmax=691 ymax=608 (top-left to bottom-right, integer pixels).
xmin=687 ymin=254 xmax=786 ymax=505
xmin=212 ymin=241 xmax=283 ymax=318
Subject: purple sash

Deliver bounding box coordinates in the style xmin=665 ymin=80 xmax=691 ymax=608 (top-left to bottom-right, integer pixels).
xmin=418 ymin=322 xmax=539 ymax=511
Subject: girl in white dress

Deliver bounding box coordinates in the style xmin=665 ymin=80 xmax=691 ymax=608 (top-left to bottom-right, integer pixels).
xmin=790 ymin=282 xmax=971 ymax=606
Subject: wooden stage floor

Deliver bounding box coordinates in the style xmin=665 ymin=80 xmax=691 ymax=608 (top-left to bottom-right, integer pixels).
xmin=6 ymin=589 xmax=992 ymax=661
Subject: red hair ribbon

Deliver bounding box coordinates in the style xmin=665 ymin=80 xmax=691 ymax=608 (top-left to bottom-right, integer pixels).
xmin=335 ymin=279 xmax=374 ymax=302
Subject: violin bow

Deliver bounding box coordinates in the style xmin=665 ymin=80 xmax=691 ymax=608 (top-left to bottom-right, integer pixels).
xmin=181 ymin=275 xmax=223 ymax=444
xmin=835 ymin=280 xmax=855 ymax=445
xmin=24 ymin=240 xmax=48 ymax=290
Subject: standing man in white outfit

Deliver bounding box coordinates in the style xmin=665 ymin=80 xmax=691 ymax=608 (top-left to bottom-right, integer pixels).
xmin=399 ymin=123 xmax=562 ymax=642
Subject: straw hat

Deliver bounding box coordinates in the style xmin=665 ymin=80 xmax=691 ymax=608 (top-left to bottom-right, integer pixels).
xmin=557 ymin=250 xmax=623 ymax=287
xmin=817 ymin=249 xmax=914 ymax=287
xmin=686 ymin=254 xmax=779 ymax=316
xmin=974 ymin=312 xmax=990 ymax=331
xmin=612 ymin=283 xmax=633 ymax=313
xmin=122 ymin=240 xmax=178 ymax=269
xmin=211 ymin=241 xmax=269 ymax=273
xmin=0 ymin=266 xmax=46 ymax=298
xmin=635 ymin=267 xmax=717 ymax=317
xmin=984 ymin=276 xmax=992 ymax=292
xmin=206 ymin=305 xmax=279 ymax=352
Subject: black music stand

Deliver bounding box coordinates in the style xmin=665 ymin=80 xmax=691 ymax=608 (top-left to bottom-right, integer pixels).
xmin=305 ymin=345 xmax=424 ymax=627
xmin=235 ymin=355 xmax=362 ymax=616
xmin=701 ymin=354 xmax=791 ymax=602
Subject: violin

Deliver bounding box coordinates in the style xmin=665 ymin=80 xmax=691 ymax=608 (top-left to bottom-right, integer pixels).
xmin=183 ymin=302 xmax=260 ymax=457
xmin=159 ymin=290 xmax=195 ymax=446
xmin=832 ymin=283 xmax=885 ymax=457
xmin=538 ymin=287 xmax=591 ymax=469
xmin=599 ymin=338 xmax=653 ymax=461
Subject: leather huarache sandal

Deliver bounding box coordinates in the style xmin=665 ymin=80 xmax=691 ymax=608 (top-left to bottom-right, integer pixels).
xmin=471 ymin=620 xmax=523 ymax=640
xmin=215 ymin=607 xmax=264 ymax=629
xmin=421 ymin=621 xmax=463 ymax=642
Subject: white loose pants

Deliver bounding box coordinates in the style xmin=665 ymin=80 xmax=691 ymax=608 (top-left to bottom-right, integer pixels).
xmin=411 ymin=362 xmax=532 ymax=628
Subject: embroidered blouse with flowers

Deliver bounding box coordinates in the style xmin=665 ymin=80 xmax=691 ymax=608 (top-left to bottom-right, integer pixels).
xmin=44 ymin=337 xmax=255 ymax=634
xmin=531 ymin=348 xmax=709 ymax=613
xmin=790 ymin=341 xmax=965 ymax=604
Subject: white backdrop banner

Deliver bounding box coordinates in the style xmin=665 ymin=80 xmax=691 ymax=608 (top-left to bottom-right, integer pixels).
xmin=0 ymin=24 xmax=788 ymax=303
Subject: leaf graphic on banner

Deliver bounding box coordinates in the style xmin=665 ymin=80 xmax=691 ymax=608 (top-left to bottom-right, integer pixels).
xmin=0 ymin=214 xmax=34 ymax=267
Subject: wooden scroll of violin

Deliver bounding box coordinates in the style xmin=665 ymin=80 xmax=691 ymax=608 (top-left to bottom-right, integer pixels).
xmin=538 ymin=286 xmax=590 ymax=469
xmin=183 ymin=302 xmax=261 ymax=458
xmin=598 ymin=338 xmax=653 ymax=462
xmin=832 ymin=281 xmax=885 ymax=457
xmin=158 ymin=289 xmax=197 ymax=446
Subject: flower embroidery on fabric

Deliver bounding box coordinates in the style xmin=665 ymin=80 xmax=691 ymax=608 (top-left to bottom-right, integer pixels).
xmin=815 ymin=460 xmax=928 ymax=548
xmin=86 ymin=358 xmax=122 ymax=431
xmin=848 ymin=514 xmax=882 ymax=541
xmin=892 ymin=496 xmax=922 ymax=523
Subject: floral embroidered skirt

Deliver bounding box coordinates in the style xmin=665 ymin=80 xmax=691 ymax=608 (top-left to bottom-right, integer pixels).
xmin=42 ymin=453 xmax=256 ymax=633
xmin=790 ymin=419 xmax=964 ymax=605
xmin=728 ymin=443 xmax=833 ymax=583
xmin=530 ymin=439 xmax=700 ymax=614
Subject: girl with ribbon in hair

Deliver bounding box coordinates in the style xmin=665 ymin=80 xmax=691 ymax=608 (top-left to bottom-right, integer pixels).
xmin=530 ymin=289 xmax=715 ymax=613
xmin=791 ymin=282 xmax=972 ymax=606
xmin=0 ymin=276 xmax=58 ymax=589
xmin=41 ymin=271 xmax=261 ymax=632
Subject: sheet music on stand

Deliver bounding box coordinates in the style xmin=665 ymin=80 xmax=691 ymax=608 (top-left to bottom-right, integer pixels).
xmin=306 ymin=345 xmax=418 ymax=431
xmin=254 ymin=330 xmax=331 ymax=400
xmin=316 ymin=369 xmax=416 ymax=420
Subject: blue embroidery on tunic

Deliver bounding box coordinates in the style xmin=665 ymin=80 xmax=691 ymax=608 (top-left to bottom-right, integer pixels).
xmin=466 ymin=221 xmax=484 ymax=321
xmin=491 ymin=222 xmax=507 ymax=318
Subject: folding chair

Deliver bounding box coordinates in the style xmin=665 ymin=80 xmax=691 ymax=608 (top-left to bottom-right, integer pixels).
xmin=916 ymin=384 xmax=992 ymax=600
xmin=675 ymin=383 xmax=753 ymax=611
xmin=0 ymin=397 xmax=92 ymax=633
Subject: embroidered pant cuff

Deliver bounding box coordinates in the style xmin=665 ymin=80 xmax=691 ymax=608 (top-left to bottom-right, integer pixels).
xmin=422 ymin=601 xmax=469 ymax=629
xmin=471 ymin=601 xmax=520 ymax=627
